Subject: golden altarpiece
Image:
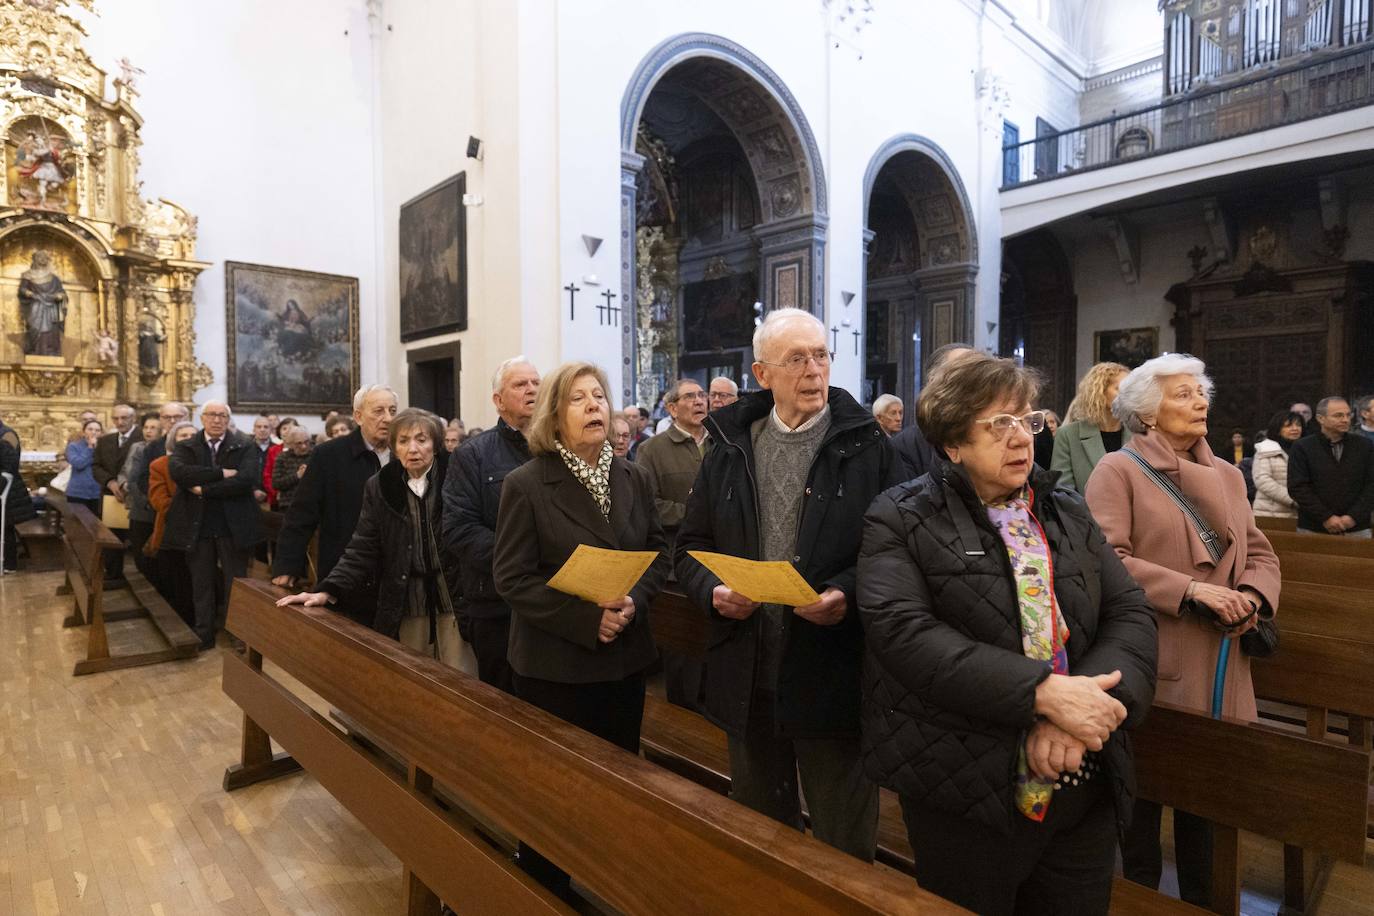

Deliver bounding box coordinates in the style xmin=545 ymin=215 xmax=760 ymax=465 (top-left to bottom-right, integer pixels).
xmin=0 ymin=0 xmax=209 ymax=482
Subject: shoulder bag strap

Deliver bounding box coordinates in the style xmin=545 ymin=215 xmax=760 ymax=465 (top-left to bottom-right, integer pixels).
xmin=1121 ymin=449 xmax=1225 ymax=565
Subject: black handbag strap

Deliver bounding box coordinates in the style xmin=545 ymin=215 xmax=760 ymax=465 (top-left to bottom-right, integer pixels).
xmin=1121 ymin=449 xmax=1225 ymax=565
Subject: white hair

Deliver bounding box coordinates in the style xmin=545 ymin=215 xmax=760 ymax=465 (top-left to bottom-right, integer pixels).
xmin=1112 ymin=353 xmax=1214 ymax=434
xmin=353 ymin=384 xmax=398 ymax=412
xmin=491 ymin=355 xmax=535 ymax=393
xmin=872 ymin=393 xmax=902 ymax=417
xmin=709 ymin=375 xmax=739 ymax=395
xmin=752 ymin=307 xmax=825 ymax=364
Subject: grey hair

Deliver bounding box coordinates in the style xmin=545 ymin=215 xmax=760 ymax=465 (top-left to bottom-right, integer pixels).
xmin=871 ymin=393 xmax=902 ymax=417
xmin=752 ymin=307 xmax=825 ymax=364
xmin=1316 ymin=396 xmax=1349 ymax=417
xmin=491 ymin=356 xmax=534 ymax=393
xmin=664 ymin=377 xmax=702 ymax=404
xmin=284 ymin=425 xmax=313 ymax=444
xmin=352 ymin=384 xmax=398 ymax=412
xmin=164 ymin=420 xmax=196 ymax=453
xmin=1111 ymin=353 xmax=1214 ymax=434
xmin=709 ymin=375 xmax=739 ymax=395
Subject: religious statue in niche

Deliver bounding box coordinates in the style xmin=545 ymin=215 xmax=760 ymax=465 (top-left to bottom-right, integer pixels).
xmin=19 ymin=250 xmax=68 ymax=357
xmin=93 ymin=327 xmax=117 ymax=364
xmin=138 ymin=312 xmax=166 ymax=381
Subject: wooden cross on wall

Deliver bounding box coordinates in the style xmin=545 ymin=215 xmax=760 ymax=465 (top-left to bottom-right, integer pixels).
xmin=597 ymin=289 xmax=620 ymax=326
xmin=830 ymin=326 xmax=839 ymax=358
xmin=852 ymin=328 xmax=861 ymax=356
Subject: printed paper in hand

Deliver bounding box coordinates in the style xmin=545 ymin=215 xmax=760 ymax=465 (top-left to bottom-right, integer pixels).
xmin=547 ymin=544 xmax=660 ymax=604
xmin=686 ymin=550 xmax=821 ymax=607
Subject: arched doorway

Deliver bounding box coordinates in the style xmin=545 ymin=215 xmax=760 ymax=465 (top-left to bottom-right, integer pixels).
xmin=620 ymin=34 xmax=827 ymax=410
xmin=999 ymin=230 xmax=1077 ymax=415
xmin=861 ymin=136 xmax=977 ymax=407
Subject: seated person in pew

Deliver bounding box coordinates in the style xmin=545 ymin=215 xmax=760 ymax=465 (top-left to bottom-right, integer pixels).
xmin=493 ymin=360 xmax=670 ymax=900
xmin=674 ymin=307 xmax=900 ymax=862
xmin=1086 ymin=353 xmax=1280 ymax=908
xmin=859 ymin=353 xmax=1158 ymax=916
xmin=277 ymin=409 xmax=464 ymax=666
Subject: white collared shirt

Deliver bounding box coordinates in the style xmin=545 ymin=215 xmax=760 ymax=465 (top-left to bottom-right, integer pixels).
xmin=407 ymin=466 xmax=431 ymax=498
xmin=364 ymin=438 xmax=391 ymax=467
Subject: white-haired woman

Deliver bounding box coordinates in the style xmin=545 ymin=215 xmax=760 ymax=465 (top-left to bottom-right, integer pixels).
xmin=1084 ymin=353 xmax=1280 ymax=907
xmin=871 ymin=393 xmax=904 ymax=436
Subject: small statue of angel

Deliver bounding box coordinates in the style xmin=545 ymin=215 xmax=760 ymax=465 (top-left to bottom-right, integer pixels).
xmin=94 ymin=328 xmax=118 ymax=365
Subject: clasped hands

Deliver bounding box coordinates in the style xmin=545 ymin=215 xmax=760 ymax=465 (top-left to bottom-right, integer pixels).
xmin=1027 ymin=670 xmax=1127 ymax=780
xmin=1323 ymin=514 xmax=1359 ymax=535
xmin=711 ymin=584 xmax=846 ymax=626
xmin=1187 ymin=581 xmax=1262 ymax=636
xmin=599 ymin=596 xmax=635 ymax=644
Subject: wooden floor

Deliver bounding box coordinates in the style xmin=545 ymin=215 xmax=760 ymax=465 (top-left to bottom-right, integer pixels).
xmin=3 ymin=566 xmax=1374 ymax=915
xmin=0 ymin=569 xmax=401 ymax=915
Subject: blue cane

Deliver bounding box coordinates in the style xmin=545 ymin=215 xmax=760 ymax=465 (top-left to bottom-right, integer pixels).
xmin=1211 ymin=637 xmax=1233 ymax=719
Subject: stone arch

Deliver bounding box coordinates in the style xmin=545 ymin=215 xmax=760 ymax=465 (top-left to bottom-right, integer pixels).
xmin=860 ymin=135 xmax=978 ymax=405
xmin=619 ymin=32 xmax=828 ymax=403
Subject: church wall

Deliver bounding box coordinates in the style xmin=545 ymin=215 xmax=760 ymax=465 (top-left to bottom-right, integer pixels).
xmin=84 ymin=0 xmax=380 ymax=435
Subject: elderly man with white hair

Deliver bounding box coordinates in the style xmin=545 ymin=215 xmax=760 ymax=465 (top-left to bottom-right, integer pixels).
xmin=871 ymin=393 xmax=903 ymax=436
xmin=164 ymin=400 xmax=264 ymax=650
xmin=272 ymin=384 xmax=398 ymax=627
xmin=675 ymin=307 xmax=900 ymax=861
xmin=1085 ymin=352 xmax=1280 ymax=907
xmin=442 ymin=356 xmax=540 ymax=693
xmin=708 ymin=375 xmax=740 ymax=410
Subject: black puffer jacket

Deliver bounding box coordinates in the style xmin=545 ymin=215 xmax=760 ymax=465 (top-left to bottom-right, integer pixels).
xmin=858 ymin=462 xmax=1157 ymax=836
xmin=1 ymin=438 xmax=36 ymax=526
xmin=675 ymin=387 xmax=900 ymax=739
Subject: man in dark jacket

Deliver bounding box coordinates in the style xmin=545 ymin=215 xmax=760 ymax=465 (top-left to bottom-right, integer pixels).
xmin=889 ymin=343 xmax=977 ymax=482
xmin=442 ymin=357 xmax=539 ymax=693
xmin=1 ymin=429 xmax=35 ymax=572
xmin=1288 ymin=396 xmax=1374 ymax=535
xmin=92 ymin=403 xmax=137 ymax=502
xmin=675 ymin=308 xmax=899 ymax=861
xmin=272 ymin=385 xmax=398 ymax=624
xmin=166 ymin=401 xmax=263 ymax=649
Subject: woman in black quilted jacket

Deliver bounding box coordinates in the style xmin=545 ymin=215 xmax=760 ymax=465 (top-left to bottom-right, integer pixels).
xmin=858 ymin=353 xmax=1157 ymax=916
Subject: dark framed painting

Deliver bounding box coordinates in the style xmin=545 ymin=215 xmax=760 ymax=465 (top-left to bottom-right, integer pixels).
xmin=1094 ymin=326 xmax=1158 ymax=369
xmin=225 ymin=261 xmax=360 ymax=413
xmin=400 ymin=172 xmax=467 ymax=341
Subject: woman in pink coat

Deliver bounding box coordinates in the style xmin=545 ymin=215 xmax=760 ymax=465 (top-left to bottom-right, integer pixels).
xmin=1085 ymin=352 xmax=1280 ymax=908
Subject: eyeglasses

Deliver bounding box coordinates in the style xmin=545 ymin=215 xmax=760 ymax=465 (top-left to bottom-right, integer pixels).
xmin=760 ymin=350 xmax=831 ymax=375
xmin=671 ymin=391 xmax=707 ymax=403
xmin=973 ymin=411 xmax=1046 ymax=439
xmin=202 ymin=411 xmax=229 ymax=419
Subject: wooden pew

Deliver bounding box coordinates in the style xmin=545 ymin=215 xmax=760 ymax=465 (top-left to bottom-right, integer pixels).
xmin=1264 ymin=528 xmax=1374 ymax=559
xmin=15 ymin=508 xmax=63 ymax=571
xmin=48 ymin=492 xmax=199 ymax=676
xmin=644 ymin=593 xmax=1229 ymax=914
xmin=1254 ymin=515 xmax=1296 ymax=533
xmin=222 ymin=579 xmax=960 ymax=915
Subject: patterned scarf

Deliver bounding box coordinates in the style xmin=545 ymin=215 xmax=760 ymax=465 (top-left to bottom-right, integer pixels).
xmin=556 ymin=439 xmax=613 ymax=520
xmin=985 ymin=487 xmax=1070 ymax=822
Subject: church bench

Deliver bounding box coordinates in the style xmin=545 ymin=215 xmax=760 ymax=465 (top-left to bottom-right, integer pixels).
xmin=1264 ymin=528 xmax=1374 ymax=559
xmin=222 ymin=579 xmax=956 ymax=915
xmin=15 ymin=509 xmax=63 ymax=571
xmin=47 ymin=492 xmax=199 ymax=676
xmin=1255 ymin=515 xmax=1297 ymax=533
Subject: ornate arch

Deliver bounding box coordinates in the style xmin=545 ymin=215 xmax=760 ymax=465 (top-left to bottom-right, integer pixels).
xmin=619 ymin=32 xmax=828 ymax=402
xmin=861 ymin=135 xmax=979 ymax=384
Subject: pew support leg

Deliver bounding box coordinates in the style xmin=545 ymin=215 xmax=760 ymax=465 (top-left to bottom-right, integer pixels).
xmin=1305 ymin=708 xmax=1328 ymax=742
xmin=222 ymin=649 xmax=302 ymax=791
xmin=404 ymin=764 xmax=443 ymax=916
xmin=1211 ymin=823 xmax=1241 ymax=916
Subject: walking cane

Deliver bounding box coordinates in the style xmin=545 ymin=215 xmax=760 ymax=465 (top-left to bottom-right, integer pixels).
xmin=1210 ymin=636 xmax=1233 ymax=719
xmin=0 ymin=471 xmax=12 ymax=578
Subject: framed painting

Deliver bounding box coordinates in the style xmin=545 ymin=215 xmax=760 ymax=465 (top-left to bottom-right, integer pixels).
xmin=1094 ymin=326 xmax=1158 ymax=369
xmin=225 ymin=261 xmax=360 ymax=413
xmin=399 ymin=172 xmax=467 ymax=341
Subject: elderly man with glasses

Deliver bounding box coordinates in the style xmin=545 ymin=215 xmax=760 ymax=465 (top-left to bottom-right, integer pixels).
xmin=708 ymin=375 xmax=739 ymax=410
xmin=675 ymin=307 xmax=900 ymax=861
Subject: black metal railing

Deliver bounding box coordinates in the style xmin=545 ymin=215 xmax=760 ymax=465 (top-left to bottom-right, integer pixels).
xmin=1001 ymin=42 xmax=1374 ymax=190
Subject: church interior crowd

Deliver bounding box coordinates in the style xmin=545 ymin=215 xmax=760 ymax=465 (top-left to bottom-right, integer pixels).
xmin=6 ymin=306 xmax=1374 ymax=914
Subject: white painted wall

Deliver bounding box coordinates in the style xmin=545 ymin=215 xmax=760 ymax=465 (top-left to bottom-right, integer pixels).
xmin=83 ymin=0 xmax=380 ymax=435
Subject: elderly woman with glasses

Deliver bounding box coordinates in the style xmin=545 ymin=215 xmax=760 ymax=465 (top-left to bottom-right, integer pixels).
xmin=1084 ymin=353 xmax=1279 ymax=908
xmin=858 ymin=352 xmax=1157 ymax=915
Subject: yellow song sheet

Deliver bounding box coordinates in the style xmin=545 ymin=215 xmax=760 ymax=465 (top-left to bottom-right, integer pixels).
xmin=101 ymin=495 xmax=129 ymax=529
xmin=546 ymin=544 xmax=660 ymax=604
xmin=686 ymin=550 xmax=821 ymax=607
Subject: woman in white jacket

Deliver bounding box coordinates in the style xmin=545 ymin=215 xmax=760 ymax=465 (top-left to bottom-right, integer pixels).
xmin=1251 ymin=410 xmax=1305 ymax=518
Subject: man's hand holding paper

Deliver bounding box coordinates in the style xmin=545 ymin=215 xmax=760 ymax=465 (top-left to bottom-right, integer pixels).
xmin=687 ymin=550 xmax=822 ymax=607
